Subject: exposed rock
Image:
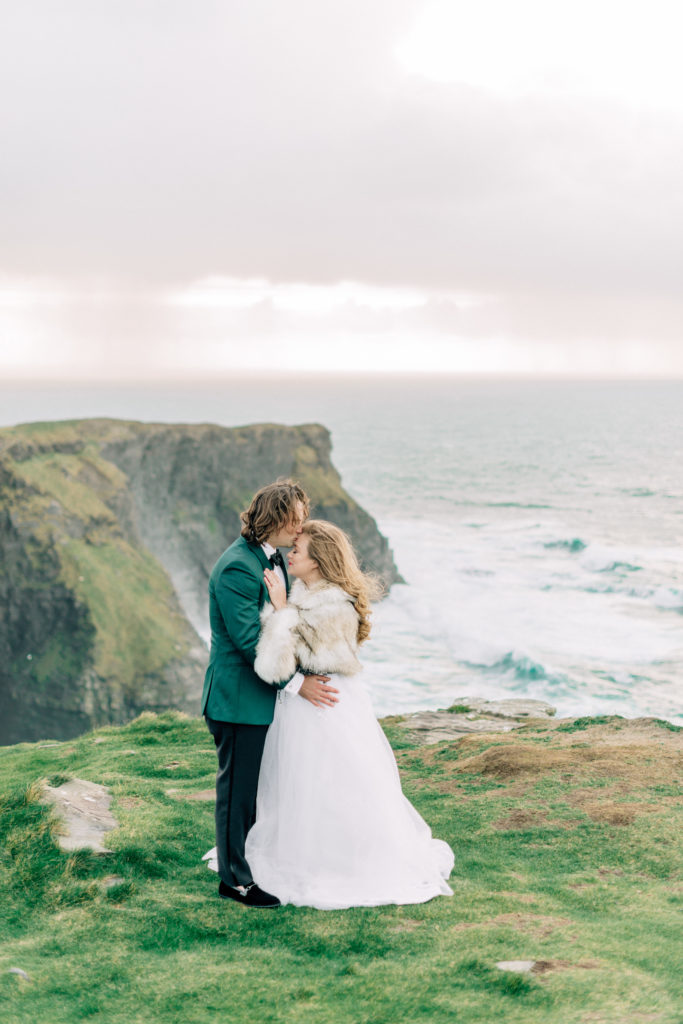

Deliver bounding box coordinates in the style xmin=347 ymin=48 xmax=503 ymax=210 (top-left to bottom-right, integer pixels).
xmin=0 ymin=418 xmax=400 ymax=744
xmin=449 ymin=697 xmax=556 ymax=719
xmin=8 ymin=968 xmax=31 ymax=981
xmin=495 ymin=959 xmax=600 ymax=974
xmin=400 ymin=712 xmax=517 ymax=744
xmin=102 ymin=875 xmax=125 ymax=889
xmin=495 ymin=960 xmax=536 ymax=973
xmin=95 ymin=419 xmax=401 ymax=633
xmin=399 ymin=697 xmax=557 ymax=744
xmin=41 ymin=777 xmax=118 ymax=853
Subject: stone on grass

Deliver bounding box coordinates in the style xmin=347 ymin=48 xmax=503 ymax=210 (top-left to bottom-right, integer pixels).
xmin=8 ymin=968 xmax=31 ymax=980
xmin=406 ymin=710 xmax=517 ymax=741
xmin=41 ymin=778 xmax=118 ymax=854
xmin=450 ymin=697 xmax=556 ymax=719
xmin=102 ymin=875 xmax=126 ymax=889
xmin=495 ymin=960 xmax=536 ymax=973
xmin=400 ymin=696 xmax=557 ymax=744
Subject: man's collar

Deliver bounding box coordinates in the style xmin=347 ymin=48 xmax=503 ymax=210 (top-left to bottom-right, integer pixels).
xmin=261 ymin=541 xmax=276 ymax=557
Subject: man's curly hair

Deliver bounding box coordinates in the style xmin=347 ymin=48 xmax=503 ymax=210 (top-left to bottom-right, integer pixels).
xmin=240 ymin=480 xmax=310 ymax=545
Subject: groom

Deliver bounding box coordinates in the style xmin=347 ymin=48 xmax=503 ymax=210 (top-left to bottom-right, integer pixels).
xmin=201 ymin=480 xmax=339 ymax=908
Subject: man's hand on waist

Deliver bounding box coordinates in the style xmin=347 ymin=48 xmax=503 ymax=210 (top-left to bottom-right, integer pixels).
xmin=299 ymin=675 xmax=339 ymax=708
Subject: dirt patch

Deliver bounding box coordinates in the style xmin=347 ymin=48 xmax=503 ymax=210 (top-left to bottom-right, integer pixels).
xmin=389 ymin=920 xmax=422 ymax=933
xmin=492 ymin=913 xmax=575 ymax=939
xmin=493 ymin=807 xmax=583 ymax=830
xmin=451 ymin=914 xmax=574 ymax=939
xmin=402 ymin=720 xmax=680 ymax=778
xmin=431 ymin=783 xmax=475 ymax=799
xmin=116 ymin=796 xmax=143 ymax=809
xmin=452 ymin=737 xmax=681 ymax=788
xmin=494 ymin=808 xmax=545 ymax=829
xmin=497 ymin=891 xmax=538 ymax=904
xmin=546 ymin=717 xmax=681 ymax=747
xmin=567 ymin=788 xmax=671 ymax=824
xmin=531 ymin=959 xmax=601 ymax=974
xmin=581 ymin=802 xmax=642 ymax=826
xmin=165 ymin=788 xmax=215 ymax=801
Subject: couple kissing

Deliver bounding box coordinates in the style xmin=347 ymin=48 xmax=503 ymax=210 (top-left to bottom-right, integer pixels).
xmin=201 ymin=480 xmax=453 ymax=910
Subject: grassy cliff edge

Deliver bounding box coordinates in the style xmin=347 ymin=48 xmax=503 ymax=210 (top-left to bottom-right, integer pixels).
xmin=0 ymin=711 xmax=680 ymax=1024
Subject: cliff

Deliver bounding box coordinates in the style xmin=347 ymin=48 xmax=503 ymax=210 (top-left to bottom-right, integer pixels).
xmin=0 ymin=418 xmax=400 ymax=745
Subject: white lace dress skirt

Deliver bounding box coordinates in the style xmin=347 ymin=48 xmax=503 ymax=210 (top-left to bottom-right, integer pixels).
xmin=240 ymin=671 xmax=454 ymax=909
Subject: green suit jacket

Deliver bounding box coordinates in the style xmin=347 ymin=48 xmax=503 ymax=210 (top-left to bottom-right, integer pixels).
xmin=201 ymin=536 xmax=292 ymax=724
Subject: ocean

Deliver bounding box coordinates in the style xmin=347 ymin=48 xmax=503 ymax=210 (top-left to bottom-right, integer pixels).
xmin=2 ymin=377 xmax=682 ymax=724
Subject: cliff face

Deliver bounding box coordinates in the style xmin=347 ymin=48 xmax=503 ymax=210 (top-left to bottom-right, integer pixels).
xmin=0 ymin=418 xmax=400 ymax=745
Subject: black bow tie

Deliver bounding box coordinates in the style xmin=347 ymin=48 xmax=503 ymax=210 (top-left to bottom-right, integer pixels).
xmin=269 ymin=550 xmax=286 ymax=570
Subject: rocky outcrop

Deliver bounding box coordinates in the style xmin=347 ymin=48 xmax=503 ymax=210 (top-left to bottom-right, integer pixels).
xmin=0 ymin=418 xmax=400 ymax=745
xmin=395 ymin=697 xmax=557 ymax=744
xmin=40 ymin=778 xmax=118 ymax=854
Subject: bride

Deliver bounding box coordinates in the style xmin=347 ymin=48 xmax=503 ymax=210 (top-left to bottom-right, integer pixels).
xmin=240 ymin=519 xmax=454 ymax=910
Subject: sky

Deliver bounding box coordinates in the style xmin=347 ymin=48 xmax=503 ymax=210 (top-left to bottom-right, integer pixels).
xmin=1 ymin=0 xmax=682 ymax=379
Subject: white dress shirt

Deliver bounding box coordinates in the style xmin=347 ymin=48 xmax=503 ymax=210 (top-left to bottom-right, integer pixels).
xmin=261 ymin=542 xmax=304 ymax=695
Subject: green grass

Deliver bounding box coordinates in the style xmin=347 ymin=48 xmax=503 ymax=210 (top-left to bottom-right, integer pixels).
xmin=3 ymin=446 xmax=192 ymax=702
xmin=62 ymin=538 xmax=191 ymax=692
xmin=1 ymin=712 xmax=681 ymax=1024
xmin=293 ymin=442 xmax=352 ymax=510
xmin=555 ymin=715 xmax=626 ymax=733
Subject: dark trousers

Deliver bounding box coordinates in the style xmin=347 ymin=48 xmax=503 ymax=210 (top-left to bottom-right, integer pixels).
xmin=205 ymin=717 xmax=269 ymax=888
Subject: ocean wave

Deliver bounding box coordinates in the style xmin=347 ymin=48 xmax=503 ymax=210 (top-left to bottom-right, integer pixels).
xmin=450 ymin=500 xmax=555 ymax=510
xmin=619 ymin=487 xmax=657 ymax=497
xmin=493 ymin=652 xmax=548 ymax=680
xmin=582 ymin=583 xmax=683 ymax=612
xmin=653 ymin=587 xmax=683 ymax=612
xmin=582 ymin=582 xmax=647 ymax=597
xmin=486 ymin=501 xmax=555 ymax=510
xmin=466 ymin=650 xmax=562 ymax=685
xmin=579 ymin=544 xmax=643 ymax=573
xmin=544 ymin=537 xmax=587 ymax=553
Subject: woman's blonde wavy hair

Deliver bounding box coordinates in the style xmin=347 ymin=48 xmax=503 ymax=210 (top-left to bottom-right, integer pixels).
xmin=301 ymin=520 xmax=383 ymax=644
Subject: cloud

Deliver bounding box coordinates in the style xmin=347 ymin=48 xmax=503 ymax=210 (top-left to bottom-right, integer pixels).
xmin=1 ymin=2 xmax=681 ymax=293
xmin=2 ymin=274 xmax=681 ymax=378
xmin=395 ymin=0 xmax=683 ymax=111
xmin=0 ymin=1 xmax=681 ymax=375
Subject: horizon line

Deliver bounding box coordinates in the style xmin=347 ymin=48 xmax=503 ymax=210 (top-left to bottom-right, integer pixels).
xmin=2 ymin=371 xmax=683 ymax=385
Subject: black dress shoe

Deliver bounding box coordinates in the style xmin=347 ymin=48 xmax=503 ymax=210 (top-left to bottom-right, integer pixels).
xmin=218 ymin=879 xmax=281 ymax=908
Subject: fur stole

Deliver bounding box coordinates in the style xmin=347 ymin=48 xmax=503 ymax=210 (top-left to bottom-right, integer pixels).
xmin=254 ymin=578 xmax=362 ymax=684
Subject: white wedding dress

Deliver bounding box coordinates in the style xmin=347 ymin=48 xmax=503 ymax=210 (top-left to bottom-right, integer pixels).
xmin=205 ymin=670 xmax=454 ymax=910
